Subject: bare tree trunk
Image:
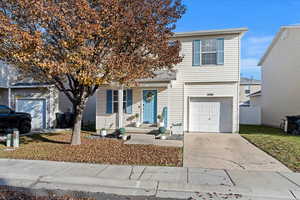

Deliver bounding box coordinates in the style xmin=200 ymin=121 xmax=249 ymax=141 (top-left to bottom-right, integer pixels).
xmin=71 ymin=99 xmax=87 ymax=145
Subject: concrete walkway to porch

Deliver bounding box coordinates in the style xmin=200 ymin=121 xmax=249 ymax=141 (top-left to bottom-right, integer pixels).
xmin=183 ymin=133 xmax=291 ymax=172
xmin=0 ymin=159 xmax=300 ymax=199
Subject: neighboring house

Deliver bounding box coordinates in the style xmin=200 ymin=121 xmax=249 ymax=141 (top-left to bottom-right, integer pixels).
xmin=0 ymin=62 xmax=95 ymax=130
xmin=239 ymin=77 xmax=261 ymax=106
xmin=96 ymin=28 xmax=248 ymax=133
xmin=249 ymin=90 xmax=261 ymax=107
xmin=258 ymin=25 xmax=300 ymax=127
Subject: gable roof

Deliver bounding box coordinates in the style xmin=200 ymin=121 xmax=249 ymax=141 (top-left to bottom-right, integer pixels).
xmin=248 ymin=90 xmax=261 ymax=97
xmin=174 ymin=28 xmax=248 ymax=38
xmin=240 ymin=77 xmax=261 ymax=85
xmin=138 ymin=70 xmax=176 ymax=82
xmin=258 ymin=25 xmax=300 ymax=66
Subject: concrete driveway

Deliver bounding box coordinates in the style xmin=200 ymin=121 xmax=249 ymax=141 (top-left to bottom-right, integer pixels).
xmin=184 ymin=133 xmax=291 ymax=172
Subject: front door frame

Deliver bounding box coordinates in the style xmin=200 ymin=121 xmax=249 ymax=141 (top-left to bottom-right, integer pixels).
xmin=141 ymin=89 xmax=158 ymax=124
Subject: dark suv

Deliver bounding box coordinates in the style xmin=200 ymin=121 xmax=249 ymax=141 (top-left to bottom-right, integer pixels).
xmin=0 ymin=105 xmax=31 ymax=134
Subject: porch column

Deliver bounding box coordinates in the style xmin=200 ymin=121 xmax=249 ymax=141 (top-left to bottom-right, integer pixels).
xmin=117 ymin=87 xmax=123 ymax=128
xmin=8 ymin=87 xmax=11 ymax=108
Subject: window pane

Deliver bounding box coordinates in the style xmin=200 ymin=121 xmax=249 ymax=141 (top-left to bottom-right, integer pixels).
xmin=202 ymin=53 xmax=217 ymax=65
xmin=113 ymin=102 xmax=118 ymax=113
xmin=123 ymin=91 xmax=127 ymax=101
xmin=202 ymin=39 xmax=217 ymax=52
xmin=123 ymin=102 xmax=127 ymax=112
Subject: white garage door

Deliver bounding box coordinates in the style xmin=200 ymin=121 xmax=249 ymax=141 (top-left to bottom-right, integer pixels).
xmin=16 ymin=99 xmax=46 ymax=130
xmin=189 ymin=100 xmax=220 ymax=132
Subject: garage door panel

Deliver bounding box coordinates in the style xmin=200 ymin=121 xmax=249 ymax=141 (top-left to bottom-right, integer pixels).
xmin=17 ymin=99 xmax=46 ymax=130
xmin=189 ymin=99 xmax=220 ymax=133
xmin=189 ymin=97 xmax=233 ymax=133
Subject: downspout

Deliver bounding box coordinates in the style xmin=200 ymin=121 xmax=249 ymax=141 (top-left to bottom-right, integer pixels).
xmin=117 ymin=86 xmax=124 ymax=129
xmin=236 ymin=34 xmax=241 ymax=133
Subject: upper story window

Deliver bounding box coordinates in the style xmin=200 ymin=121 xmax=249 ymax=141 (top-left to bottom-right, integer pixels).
xmin=193 ymin=38 xmax=224 ymax=66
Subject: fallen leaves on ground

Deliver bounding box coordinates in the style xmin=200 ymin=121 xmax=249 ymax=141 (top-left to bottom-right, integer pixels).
xmin=0 ymin=132 xmax=182 ymax=167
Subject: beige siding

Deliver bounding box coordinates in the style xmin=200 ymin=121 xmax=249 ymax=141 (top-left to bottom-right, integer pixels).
xmin=175 ymin=34 xmax=240 ymax=82
xmin=250 ymin=95 xmax=261 ymax=107
xmin=59 ymin=92 xmax=96 ymax=124
xmin=0 ymin=89 xmax=8 ymax=105
xmin=96 ymin=87 xmax=168 ymax=129
xmin=261 ymin=28 xmax=300 ymax=127
xmin=183 ymin=82 xmax=239 ymax=132
xmin=239 ymin=84 xmax=261 ymax=104
xmin=10 ymin=87 xmax=59 ymax=128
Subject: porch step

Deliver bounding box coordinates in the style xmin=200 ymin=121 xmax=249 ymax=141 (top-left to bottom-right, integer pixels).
xmin=125 ymin=126 xmax=159 ymax=134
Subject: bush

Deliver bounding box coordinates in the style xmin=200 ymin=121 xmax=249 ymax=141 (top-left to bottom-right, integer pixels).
xmin=81 ymin=121 xmax=96 ymax=132
xmin=159 ymin=127 xmax=166 ymax=134
xmin=118 ymin=128 xmax=126 ymax=135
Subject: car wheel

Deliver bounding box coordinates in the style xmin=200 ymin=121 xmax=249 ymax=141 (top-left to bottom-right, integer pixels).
xmin=19 ymin=120 xmax=31 ymax=134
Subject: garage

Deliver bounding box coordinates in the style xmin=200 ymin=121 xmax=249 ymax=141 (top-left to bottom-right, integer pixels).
xmin=189 ymin=97 xmax=233 ymax=133
xmin=16 ymin=99 xmax=46 ymax=130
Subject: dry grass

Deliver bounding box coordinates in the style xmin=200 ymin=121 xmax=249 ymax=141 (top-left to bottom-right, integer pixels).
xmin=0 ymin=131 xmax=182 ymax=167
xmin=240 ymin=125 xmax=300 ymax=172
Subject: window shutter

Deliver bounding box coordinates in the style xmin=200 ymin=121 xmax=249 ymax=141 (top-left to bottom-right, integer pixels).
xmin=126 ymin=89 xmax=132 ymax=114
xmin=162 ymin=107 xmax=168 ymax=128
xmin=217 ymin=38 xmax=224 ymax=65
xmin=193 ymin=40 xmax=201 ymax=66
xmin=106 ymin=90 xmax=113 ymax=114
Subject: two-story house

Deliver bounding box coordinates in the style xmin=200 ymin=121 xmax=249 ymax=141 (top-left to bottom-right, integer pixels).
xmin=96 ymin=28 xmax=247 ymax=133
xmin=239 ymin=77 xmax=261 ymax=106
xmin=258 ymin=25 xmax=300 ymax=127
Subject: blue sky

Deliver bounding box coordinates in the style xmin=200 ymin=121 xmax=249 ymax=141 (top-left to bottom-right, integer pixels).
xmin=175 ymin=0 xmax=300 ymax=80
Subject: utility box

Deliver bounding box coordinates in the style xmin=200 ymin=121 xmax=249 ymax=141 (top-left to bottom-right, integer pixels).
xmin=171 ymin=122 xmax=183 ymax=135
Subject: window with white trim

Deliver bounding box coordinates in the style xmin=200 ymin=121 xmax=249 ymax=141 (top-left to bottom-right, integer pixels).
xmin=201 ymin=39 xmax=217 ymax=65
xmin=193 ymin=38 xmax=224 ymax=66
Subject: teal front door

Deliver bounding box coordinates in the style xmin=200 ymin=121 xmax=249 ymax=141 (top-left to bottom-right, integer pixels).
xmin=143 ymin=90 xmax=157 ymax=124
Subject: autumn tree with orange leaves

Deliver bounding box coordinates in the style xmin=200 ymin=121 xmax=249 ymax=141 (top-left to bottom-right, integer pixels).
xmin=0 ymin=0 xmax=185 ymax=145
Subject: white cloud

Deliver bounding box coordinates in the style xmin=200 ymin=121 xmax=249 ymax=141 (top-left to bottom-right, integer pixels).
xmin=243 ymin=35 xmax=273 ymax=57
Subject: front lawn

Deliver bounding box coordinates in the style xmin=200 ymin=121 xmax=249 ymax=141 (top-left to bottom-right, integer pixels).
xmin=240 ymin=125 xmax=300 ymax=172
xmin=0 ymin=131 xmax=182 ymax=167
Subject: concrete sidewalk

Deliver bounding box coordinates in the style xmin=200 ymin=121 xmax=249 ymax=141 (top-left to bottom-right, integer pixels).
xmin=0 ymin=159 xmax=299 ymax=199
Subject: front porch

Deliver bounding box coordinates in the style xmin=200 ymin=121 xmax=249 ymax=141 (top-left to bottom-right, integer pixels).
xmin=96 ymin=86 xmax=169 ymax=131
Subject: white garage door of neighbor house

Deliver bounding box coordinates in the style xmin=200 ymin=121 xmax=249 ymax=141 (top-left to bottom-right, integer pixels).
xmin=16 ymin=99 xmax=46 ymax=130
xmin=189 ymin=100 xmax=220 ymax=132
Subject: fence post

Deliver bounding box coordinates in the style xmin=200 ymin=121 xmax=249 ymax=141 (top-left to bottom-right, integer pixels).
xmin=6 ymin=133 xmax=12 ymax=147
xmin=13 ymin=129 xmax=19 ymax=148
